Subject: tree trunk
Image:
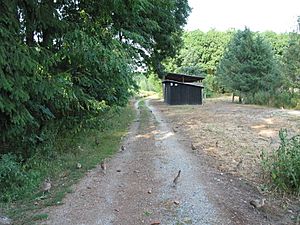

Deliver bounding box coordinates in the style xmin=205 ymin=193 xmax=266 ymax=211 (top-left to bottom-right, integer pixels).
xmin=24 ymin=2 xmax=35 ymax=46
xmin=41 ymin=0 xmax=55 ymax=48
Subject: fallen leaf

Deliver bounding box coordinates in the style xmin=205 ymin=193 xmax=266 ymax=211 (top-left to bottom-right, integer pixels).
xmin=151 ymin=221 xmax=160 ymax=225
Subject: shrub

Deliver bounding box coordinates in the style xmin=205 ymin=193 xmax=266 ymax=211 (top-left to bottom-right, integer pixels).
xmin=245 ymin=91 xmax=271 ymax=105
xmin=245 ymin=90 xmax=298 ymax=109
xmin=262 ymin=129 xmax=300 ymax=193
xmin=0 ymin=154 xmax=29 ymax=202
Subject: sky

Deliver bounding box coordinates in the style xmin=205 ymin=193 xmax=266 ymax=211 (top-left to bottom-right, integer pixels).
xmin=185 ymin=0 xmax=300 ymax=33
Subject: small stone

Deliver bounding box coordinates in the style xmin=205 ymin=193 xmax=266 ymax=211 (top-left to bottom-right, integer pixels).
xmin=148 ymin=189 xmax=152 ymax=194
xmin=87 ymin=186 xmax=92 ymax=189
xmin=114 ymin=208 xmax=120 ymax=212
xmin=183 ymin=217 xmax=192 ymax=223
xmin=0 ymin=215 xmax=12 ymax=225
xmin=134 ymin=170 xmax=140 ymax=173
xmin=174 ymin=200 xmax=180 ymax=205
xmin=117 ymin=169 xmax=121 ymax=172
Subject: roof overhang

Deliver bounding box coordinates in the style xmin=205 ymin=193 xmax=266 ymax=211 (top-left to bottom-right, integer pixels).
xmin=162 ymin=80 xmax=204 ymax=88
xmin=165 ymin=72 xmax=204 ymax=83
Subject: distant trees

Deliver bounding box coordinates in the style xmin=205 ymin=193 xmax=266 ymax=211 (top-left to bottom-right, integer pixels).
xmin=282 ymin=33 xmax=300 ymax=91
xmin=163 ymin=30 xmax=233 ymax=96
xmin=216 ymin=28 xmax=281 ymax=102
xmin=261 ymin=31 xmax=289 ymax=59
xmin=165 ymin=26 xmax=299 ymax=108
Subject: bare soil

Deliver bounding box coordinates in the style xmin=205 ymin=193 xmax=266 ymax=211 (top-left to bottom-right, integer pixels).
xmin=39 ymin=97 xmax=300 ymax=225
xmin=151 ymin=96 xmax=300 ymax=224
xmin=153 ymin=96 xmax=300 ymax=183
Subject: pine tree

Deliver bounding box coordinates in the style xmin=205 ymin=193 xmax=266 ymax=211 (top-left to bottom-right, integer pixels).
xmin=216 ymin=28 xmax=281 ymax=101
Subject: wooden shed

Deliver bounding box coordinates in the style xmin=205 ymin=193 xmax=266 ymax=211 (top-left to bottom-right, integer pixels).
xmin=162 ymin=73 xmax=205 ymax=105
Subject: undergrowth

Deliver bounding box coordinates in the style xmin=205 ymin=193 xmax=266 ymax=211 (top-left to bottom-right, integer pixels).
xmin=245 ymin=91 xmax=300 ymax=109
xmin=262 ymin=129 xmax=300 ymax=194
xmin=0 ymin=104 xmax=135 ymax=224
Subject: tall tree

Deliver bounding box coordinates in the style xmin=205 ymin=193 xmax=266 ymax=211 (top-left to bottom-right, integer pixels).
xmin=0 ymin=0 xmax=191 ymax=152
xmin=282 ymin=33 xmax=300 ymax=90
xmin=216 ymin=28 xmax=281 ymax=101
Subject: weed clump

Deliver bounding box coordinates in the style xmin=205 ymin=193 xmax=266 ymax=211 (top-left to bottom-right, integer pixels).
xmin=262 ymin=129 xmax=300 ymax=193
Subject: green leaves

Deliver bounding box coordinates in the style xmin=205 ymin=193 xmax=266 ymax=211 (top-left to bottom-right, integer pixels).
xmin=0 ymin=0 xmax=190 ymax=156
xmin=282 ymin=33 xmax=300 ymax=90
xmin=262 ymin=129 xmax=300 ymax=193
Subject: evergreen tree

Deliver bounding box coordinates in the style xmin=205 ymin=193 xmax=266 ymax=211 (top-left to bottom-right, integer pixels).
xmin=216 ymin=28 xmax=281 ymax=101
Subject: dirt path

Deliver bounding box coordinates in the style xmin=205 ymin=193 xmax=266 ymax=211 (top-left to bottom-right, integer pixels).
xmin=41 ymin=98 xmax=282 ymax=225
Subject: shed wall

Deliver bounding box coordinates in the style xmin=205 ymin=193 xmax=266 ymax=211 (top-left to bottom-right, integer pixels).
xmin=163 ymin=82 xmax=203 ymax=105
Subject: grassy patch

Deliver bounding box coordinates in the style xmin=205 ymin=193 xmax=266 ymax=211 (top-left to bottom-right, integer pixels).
xmin=262 ymin=129 xmax=300 ymax=194
xmin=31 ymin=213 xmax=48 ymax=221
xmin=143 ymin=210 xmax=152 ymax=217
xmin=138 ymin=100 xmax=152 ymax=129
xmin=0 ymin=104 xmax=135 ymax=224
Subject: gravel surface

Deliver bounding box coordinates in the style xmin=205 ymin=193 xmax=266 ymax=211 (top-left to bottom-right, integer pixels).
xmin=41 ymin=98 xmax=281 ymax=225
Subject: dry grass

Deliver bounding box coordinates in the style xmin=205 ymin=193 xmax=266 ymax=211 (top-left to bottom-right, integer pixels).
xmin=152 ymin=97 xmax=300 ymax=185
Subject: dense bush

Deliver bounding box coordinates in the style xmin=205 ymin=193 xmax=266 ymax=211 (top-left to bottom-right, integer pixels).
xmin=262 ymin=129 xmax=300 ymax=193
xmin=0 ymin=0 xmax=190 ymax=157
xmin=245 ymin=90 xmax=299 ymax=108
xmin=0 ymin=153 xmax=36 ymax=202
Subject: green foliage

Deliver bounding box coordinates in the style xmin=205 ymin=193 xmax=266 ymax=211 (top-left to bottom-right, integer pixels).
xmin=245 ymin=90 xmax=298 ymax=108
xmin=0 ymin=105 xmax=134 ymax=206
xmin=164 ymin=29 xmax=297 ymax=102
xmin=261 ymin=31 xmax=289 ymax=59
xmin=282 ymin=33 xmax=300 ymax=90
xmin=217 ymin=28 xmax=282 ymax=100
xmin=136 ymin=73 xmax=162 ymax=93
xmin=163 ymin=29 xmax=234 ymax=96
xmin=262 ymin=129 xmax=300 ymax=193
xmin=0 ymin=0 xmax=190 ymax=157
xmin=0 ymin=0 xmax=190 ymax=219
xmin=110 ymin=0 xmax=191 ymax=77
xmin=164 ymin=29 xmax=233 ymax=76
xmin=0 ymin=153 xmax=41 ymax=202
xmin=31 ymin=213 xmax=48 ymax=221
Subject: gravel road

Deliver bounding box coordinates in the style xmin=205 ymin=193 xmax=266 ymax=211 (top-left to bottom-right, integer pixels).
xmin=42 ymin=98 xmax=273 ymax=225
